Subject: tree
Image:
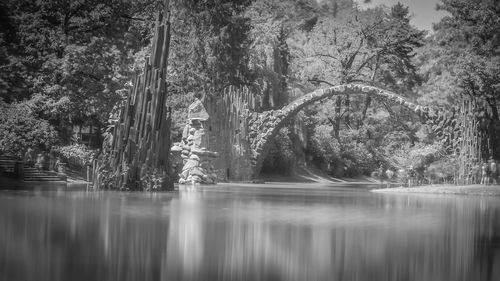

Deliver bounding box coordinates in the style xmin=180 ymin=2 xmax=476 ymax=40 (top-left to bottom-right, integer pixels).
xmin=417 ymin=0 xmax=500 ymax=159
xmin=291 ymin=3 xmax=424 ymax=137
xmin=0 ymin=102 xmax=58 ymax=158
xmin=0 ymin=0 xmax=159 ymax=142
xmin=284 ymin=2 xmax=425 ymax=175
xmin=168 ymin=0 xmax=252 ymax=95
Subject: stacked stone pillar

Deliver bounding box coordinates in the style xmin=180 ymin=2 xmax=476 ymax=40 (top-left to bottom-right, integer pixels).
xmin=171 ymin=99 xmax=218 ymax=184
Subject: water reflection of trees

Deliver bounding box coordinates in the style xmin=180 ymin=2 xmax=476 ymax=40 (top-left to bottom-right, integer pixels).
xmin=163 ymin=191 xmax=500 ymax=281
xmin=0 ymin=192 xmax=172 ymax=281
xmin=0 ymin=190 xmax=499 ymax=280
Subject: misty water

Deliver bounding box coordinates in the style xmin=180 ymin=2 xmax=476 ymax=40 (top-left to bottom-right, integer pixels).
xmin=0 ymin=183 xmax=499 ymax=281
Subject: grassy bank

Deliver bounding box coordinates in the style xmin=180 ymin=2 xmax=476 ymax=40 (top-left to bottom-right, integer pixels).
xmin=371 ymin=184 xmax=500 ymax=196
xmin=258 ymin=165 xmax=382 ymax=184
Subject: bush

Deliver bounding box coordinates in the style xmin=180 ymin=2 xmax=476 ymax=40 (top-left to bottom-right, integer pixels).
xmin=426 ymin=156 xmax=459 ymax=184
xmin=388 ymin=143 xmax=441 ymax=170
xmin=56 ymin=144 xmax=96 ymax=167
xmin=339 ymin=141 xmax=377 ymax=177
xmin=308 ymin=125 xmax=378 ymax=177
xmin=262 ymin=127 xmax=297 ymax=174
xmin=387 ymin=142 xmax=447 ymax=184
xmin=309 ymin=124 xmax=341 ymax=165
xmin=0 ymin=102 xmax=58 ymax=158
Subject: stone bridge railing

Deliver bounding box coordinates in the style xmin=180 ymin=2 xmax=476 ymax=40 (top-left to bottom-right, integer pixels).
xmin=247 ymin=84 xmax=459 ymax=177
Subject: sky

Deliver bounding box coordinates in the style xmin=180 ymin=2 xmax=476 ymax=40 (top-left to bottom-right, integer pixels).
xmin=355 ymin=0 xmax=449 ymax=31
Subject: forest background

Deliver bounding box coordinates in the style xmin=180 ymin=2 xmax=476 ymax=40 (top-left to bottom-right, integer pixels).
xmin=0 ymin=0 xmax=499 ymax=180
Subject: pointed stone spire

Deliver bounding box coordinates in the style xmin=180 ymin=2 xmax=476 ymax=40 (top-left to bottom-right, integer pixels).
xmin=188 ymin=98 xmax=209 ymax=121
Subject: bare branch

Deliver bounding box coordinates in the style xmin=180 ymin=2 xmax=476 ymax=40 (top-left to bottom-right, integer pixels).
xmin=312 ymin=53 xmax=339 ymax=62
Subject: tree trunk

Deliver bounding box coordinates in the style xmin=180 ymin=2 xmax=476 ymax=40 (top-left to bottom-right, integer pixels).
xmin=333 ymin=96 xmax=342 ymax=139
xmin=344 ymin=94 xmax=350 ymax=128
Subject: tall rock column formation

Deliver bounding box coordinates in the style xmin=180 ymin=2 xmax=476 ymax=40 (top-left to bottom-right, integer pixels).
xmin=203 ymin=86 xmax=256 ymax=181
xmin=199 ymin=22 xmax=291 ymax=182
xmin=93 ymin=0 xmax=173 ymax=190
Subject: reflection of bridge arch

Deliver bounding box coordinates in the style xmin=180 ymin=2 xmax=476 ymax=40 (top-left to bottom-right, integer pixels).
xmin=248 ymin=83 xmax=456 ymax=178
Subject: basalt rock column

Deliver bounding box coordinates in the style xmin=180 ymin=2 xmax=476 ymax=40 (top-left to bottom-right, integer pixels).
xmin=171 ymin=99 xmax=218 ymax=184
xmin=93 ymin=0 xmax=173 ymax=190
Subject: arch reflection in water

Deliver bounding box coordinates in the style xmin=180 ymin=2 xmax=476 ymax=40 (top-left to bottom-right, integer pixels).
xmin=162 ymin=187 xmax=500 ymax=281
xmin=0 ymin=184 xmax=499 ymax=281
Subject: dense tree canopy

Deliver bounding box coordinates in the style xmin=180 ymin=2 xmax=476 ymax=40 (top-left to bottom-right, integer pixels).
xmin=416 ymin=0 xmax=500 ymax=159
xmin=0 ymin=0 xmax=153 ymax=138
xmin=0 ymin=101 xmax=58 ymax=157
xmin=277 ymin=0 xmax=427 ymax=175
xmin=1 ymin=0 xmax=498 ymax=180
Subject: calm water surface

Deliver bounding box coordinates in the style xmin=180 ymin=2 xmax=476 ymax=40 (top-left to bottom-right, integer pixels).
xmin=0 ymin=182 xmax=499 ymax=281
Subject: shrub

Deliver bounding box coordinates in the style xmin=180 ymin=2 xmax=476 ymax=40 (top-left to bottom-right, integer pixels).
xmin=262 ymin=127 xmax=297 ymax=174
xmin=56 ymin=144 xmax=96 ymax=167
xmin=309 ymin=124 xmax=341 ymax=166
xmin=426 ymin=156 xmax=459 ymax=184
xmin=0 ymin=102 xmax=58 ymax=158
xmin=309 ymin=125 xmax=378 ymax=177
xmin=388 ymin=143 xmax=442 ymax=171
xmin=388 ymin=142 xmax=447 ymax=184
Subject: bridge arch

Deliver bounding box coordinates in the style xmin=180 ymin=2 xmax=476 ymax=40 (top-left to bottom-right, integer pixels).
xmin=247 ymin=83 xmax=453 ymax=178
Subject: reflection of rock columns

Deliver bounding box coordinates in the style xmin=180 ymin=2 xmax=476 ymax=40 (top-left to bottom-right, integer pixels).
xmin=166 ymin=187 xmax=204 ymax=279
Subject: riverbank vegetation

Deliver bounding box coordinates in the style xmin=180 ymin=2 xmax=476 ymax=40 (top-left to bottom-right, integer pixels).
xmin=1 ymin=0 xmax=499 ymax=185
xmin=372 ymin=184 xmax=500 ymax=196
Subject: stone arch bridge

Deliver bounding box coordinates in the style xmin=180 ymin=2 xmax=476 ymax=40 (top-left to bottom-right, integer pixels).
xmin=247 ymin=84 xmax=458 ymax=178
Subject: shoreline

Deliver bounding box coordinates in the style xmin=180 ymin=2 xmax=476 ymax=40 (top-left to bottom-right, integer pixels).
xmin=371 ymin=184 xmax=500 ymax=196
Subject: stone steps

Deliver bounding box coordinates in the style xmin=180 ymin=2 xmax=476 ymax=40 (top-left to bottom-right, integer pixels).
xmin=1 ymin=156 xmax=66 ymax=182
xmin=23 ymin=167 xmax=65 ymax=182
xmin=24 ymin=175 xmax=63 ymax=181
xmin=0 ymin=157 xmax=21 ymax=174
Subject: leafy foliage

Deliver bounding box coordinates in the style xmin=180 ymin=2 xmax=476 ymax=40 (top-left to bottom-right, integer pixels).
xmin=1 ymin=0 xmax=498 ymax=182
xmin=416 ymin=0 xmax=500 ymax=159
xmin=261 ymin=127 xmax=297 ymax=175
xmin=291 ymin=2 xmax=424 ymax=88
xmin=280 ymin=1 xmax=427 ymax=177
xmin=56 ymin=144 xmax=96 ymax=166
xmin=426 ymin=155 xmax=460 ymax=183
xmin=1 ymin=0 xmax=157 ymax=142
xmin=160 ymin=0 xmax=254 ymax=135
xmin=387 ymin=143 xmax=443 ymax=171
xmin=0 ymin=102 xmax=58 ymax=157
xmin=308 ymin=124 xmax=379 ymax=176
xmin=169 ymin=0 xmax=252 ymax=94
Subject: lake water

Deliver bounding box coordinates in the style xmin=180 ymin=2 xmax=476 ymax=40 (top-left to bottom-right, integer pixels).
xmin=0 ymin=182 xmax=499 ymax=281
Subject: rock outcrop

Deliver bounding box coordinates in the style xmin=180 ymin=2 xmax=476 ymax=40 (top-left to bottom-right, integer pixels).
xmin=171 ymin=98 xmax=218 ymax=184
